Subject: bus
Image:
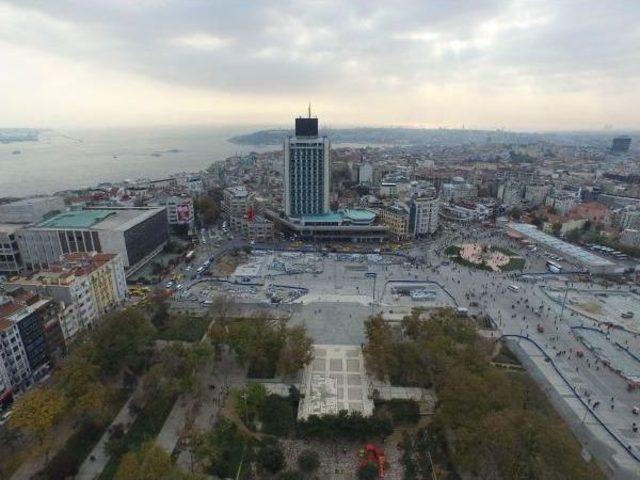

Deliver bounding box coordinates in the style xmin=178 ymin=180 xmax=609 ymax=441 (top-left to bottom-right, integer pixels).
xmin=546 ymin=260 xmax=562 ymax=273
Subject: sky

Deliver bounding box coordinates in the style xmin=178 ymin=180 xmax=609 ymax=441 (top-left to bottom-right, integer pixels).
xmin=0 ymin=0 xmax=639 ymax=131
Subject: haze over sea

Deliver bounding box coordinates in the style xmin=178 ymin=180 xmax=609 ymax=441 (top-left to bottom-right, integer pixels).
xmin=0 ymin=126 xmax=275 ymax=198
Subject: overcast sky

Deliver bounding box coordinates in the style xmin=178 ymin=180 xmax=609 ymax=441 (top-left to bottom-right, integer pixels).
xmin=1 ymin=0 xmax=639 ymax=130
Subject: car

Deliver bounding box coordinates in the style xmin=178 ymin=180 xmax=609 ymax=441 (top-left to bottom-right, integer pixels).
xmin=196 ymin=266 xmax=205 ymax=274
xmin=633 ymin=406 xmax=639 ymax=415
xmin=0 ymin=411 xmax=12 ymax=426
xmin=165 ymin=281 xmax=175 ymax=288
xmin=176 ymin=283 xmax=184 ymax=290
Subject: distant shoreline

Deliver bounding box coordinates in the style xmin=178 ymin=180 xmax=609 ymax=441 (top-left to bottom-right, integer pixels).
xmin=229 ymin=127 xmax=632 ymax=147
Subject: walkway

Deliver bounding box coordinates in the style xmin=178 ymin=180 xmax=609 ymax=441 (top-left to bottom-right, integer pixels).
xmin=76 ymin=389 xmax=139 ymax=480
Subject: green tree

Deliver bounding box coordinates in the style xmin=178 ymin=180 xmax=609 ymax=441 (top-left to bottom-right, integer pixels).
xmin=277 ymin=325 xmax=314 ymax=377
xmin=223 ymin=313 xmax=313 ymax=378
xmin=90 ymin=308 xmax=156 ymax=376
xmin=233 ymin=383 xmax=267 ymax=427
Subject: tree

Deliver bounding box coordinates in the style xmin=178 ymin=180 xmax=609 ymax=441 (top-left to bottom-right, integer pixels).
xmin=297 ymin=449 xmax=320 ymax=473
xmin=194 ymin=197 xmax=220 ymax=226
xmin=257 ymin=443 xmax=285 ymax=474
xmin=138 ymin=343 xmax=210 ymax=405
xmin=56 ymin=349 xmax=110 ymax=420
xmin=90 ymin=308 xmax=156 ymax=376
xmin=233 ymin=383 xmax=267 ymax=428
xmin=9 ymin=387 xmax=66 ymax=463
xmin=277 ymin=325 xmax=314 ymax=377
xmin=362 ymin=315 xmax=395 ymax=381
xmin=115 ymin=442 xmax=180 ymax=480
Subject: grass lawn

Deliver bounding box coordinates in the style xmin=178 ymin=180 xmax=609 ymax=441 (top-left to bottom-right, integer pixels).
xmin=502 ymin=257 xmax=526 ymax=271
xmin=157 ymin=314 xmax=211 ymax=342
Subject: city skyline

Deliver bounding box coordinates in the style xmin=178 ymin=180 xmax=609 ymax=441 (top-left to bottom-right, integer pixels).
xmin=1 ymin=0 xmax=639 ymax=130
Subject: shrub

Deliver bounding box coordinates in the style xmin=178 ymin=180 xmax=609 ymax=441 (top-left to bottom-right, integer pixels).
xmin=278 ymin=470 xmax=304 ymax=480
xmin=297 ymin=411 xmax=392 ymax=440
xmin=381 ymin=399 xmax=420 ymax=424
xmin=358 ymin=461 xmax=379 ymax=480
xmin=297 ymin=449 xmax=320 ymax=473
xmin=260 ymin=394 xmax=296 ymax=437
xmin=257 ymin=443 xmax=285 ymax=474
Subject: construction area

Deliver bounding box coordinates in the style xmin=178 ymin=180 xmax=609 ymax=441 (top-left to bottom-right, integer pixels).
xmin=542 ymin=287 xmax=640 ymax=332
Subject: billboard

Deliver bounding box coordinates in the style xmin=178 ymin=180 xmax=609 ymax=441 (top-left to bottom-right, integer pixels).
xmin=176 ymin=203 xmax=192 ymax=223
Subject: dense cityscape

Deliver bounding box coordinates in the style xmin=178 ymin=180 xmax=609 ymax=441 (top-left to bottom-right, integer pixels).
xmin=0 ymin=112 xmax=639 ymax=480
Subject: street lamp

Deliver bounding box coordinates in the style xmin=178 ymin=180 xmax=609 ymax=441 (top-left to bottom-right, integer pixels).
xmin=365 ymin=272 xmax=377 ymax=314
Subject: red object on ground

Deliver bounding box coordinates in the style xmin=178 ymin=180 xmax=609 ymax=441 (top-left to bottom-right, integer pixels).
xmin=358 ymin=444 xmax=385 ymax=478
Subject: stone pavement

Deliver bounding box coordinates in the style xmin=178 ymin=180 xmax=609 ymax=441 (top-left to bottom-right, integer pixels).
xmin=281 ymin=438 xmax=403 ymax=480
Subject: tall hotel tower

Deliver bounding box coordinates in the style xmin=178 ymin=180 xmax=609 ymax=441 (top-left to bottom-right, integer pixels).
xmin=284 ymin=109 xmax=331 ymax=218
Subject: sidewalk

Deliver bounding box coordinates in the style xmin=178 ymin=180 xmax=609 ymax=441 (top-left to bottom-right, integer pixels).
xmin=76 ymin=391 xmax=138 ymax=480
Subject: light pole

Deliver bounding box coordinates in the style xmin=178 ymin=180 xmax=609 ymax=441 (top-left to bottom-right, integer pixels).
xmin=365 ymin=272 xmax=377 ymax=314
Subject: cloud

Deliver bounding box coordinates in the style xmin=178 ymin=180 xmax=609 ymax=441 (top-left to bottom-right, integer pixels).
xmin=0 ymin=0 xmax=639 ymax=129
xmin=170 ymin=33 xmax=230 ymax=50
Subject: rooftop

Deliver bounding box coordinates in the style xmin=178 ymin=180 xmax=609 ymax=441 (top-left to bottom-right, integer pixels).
xmin=225 ymin=185 xmax=249 ymax=198
xmin=508 ymin=223 xmax=616 ymax=268
xmin=33 ymin=208 xmax=164 ymax=231
xmin=343 ymin=209 xmax=376 ymax=222
xmin=10 ymin=252 xmax=119 ymax=286
xmin=38 ymin=210 xmax=116 ymax=228
xmin=300 ymin=212 xmax=344 ymax=223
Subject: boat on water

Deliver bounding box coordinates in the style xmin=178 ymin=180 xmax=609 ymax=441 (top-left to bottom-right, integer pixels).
xmin=12 ymin=150 xmax=21 ymax=155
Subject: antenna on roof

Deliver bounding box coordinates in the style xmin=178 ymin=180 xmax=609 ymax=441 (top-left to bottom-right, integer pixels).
xmin=308 ymin=103 xmax=312 ymax=118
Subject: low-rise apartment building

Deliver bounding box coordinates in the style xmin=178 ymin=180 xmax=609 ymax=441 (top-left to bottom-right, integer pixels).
xmin=380 ymin=203 xmax=410 ymax=240
xmin=9 ymin=252 xmax=126 ymax=343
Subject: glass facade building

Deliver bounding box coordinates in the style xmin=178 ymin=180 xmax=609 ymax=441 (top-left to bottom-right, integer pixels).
xmin=284 ymin=116 xmax=331 ymax=218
